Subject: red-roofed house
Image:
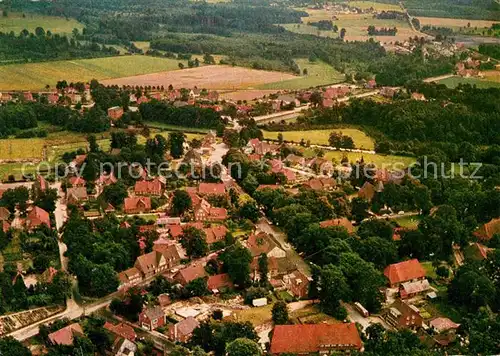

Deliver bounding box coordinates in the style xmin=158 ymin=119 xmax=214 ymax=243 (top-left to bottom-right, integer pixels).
xmin=320 ymin=218 xmax=354 ymax=234
xmin=104 ymin=322 xmax=137 ymax=341
xmin=474 ymin=218 xmax=500 ymax=241
xmin=204 ymin=225 xmax=229 ymax=245
xmin=124 ymin=197 xmax=151 ymax=214
xmin=207 ymin=273 xmax=233 ymax=292
xmin=246 ymin=232 xmax=286 ymax=258
xmin=69 ymin=176 xmax=86 ymax=187
xmin=134 ymin=179 xmax=163 ymax=196
xmin=198 ymin=183 xmax=226 ymax=196
xmin=270 ymin=323 xmax=362 ymax=354
xmin=174 ymin=263 xmax=207 ymax=285
xmin=384 ymin=259 xmax=426 ymax=288
xmin=48 ymin=323 xmax=84 ymax=346
xmin=430 ymin=317 xmax=460 ymax=334
xmin=0 ymin=206 xmax=10 ymax=221
xmin=168 ymin=316 xmax=200 ymax=343
xmin=26 ymin=206 xmax=51 ymax=230
xmin=34 ymin=174 xmax=49 ymax=193
xmin=284 ymin=270 xmax=311 ymax=299
xmin=139 ymin=306 xmax=165 ymax=331
xmin=108 ymin=106 xmax=124 ymax=120
xmin=117 ymin=267 xmax=142 ymax=290
xmin=384 ymin=300 xmax=423 ymax=330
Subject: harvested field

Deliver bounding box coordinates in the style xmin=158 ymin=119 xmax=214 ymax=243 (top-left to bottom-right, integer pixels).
xmin=220 ymin=90 xmax=279 ymax=101
xmin=100 ymin=65 xmax=298 ymax=90
xmin=418 ymin=17 xmax=498 ymax=29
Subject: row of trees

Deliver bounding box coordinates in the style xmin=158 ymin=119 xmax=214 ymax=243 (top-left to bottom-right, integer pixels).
xmin=0 ymin=28 xmax=118 ymax=63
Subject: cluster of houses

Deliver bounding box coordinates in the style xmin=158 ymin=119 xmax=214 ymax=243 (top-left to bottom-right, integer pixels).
xmin=0 ymin=85 xmax=92 ymax=106
xmin=455 ymin=57 xmax=484 ymax=78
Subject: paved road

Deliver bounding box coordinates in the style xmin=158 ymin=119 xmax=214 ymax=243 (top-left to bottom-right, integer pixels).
xmin=343 ymin=303 xmax=391 ymax=331
xmin=423 ymin=74 xmax=455 ymax=83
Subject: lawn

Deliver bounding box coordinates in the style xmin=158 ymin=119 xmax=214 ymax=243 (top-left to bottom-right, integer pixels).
xmin=0 ymin=55 xmax=186 ymax=90
xmin=437 ymin=75 xmax=500 ymax=89
xmin=145 ymin=122 xmax=210 ymax=134
xmin=303 ymin=149 xmax=415 ymax=169
xmin=421 ymin=261 xmax=438 ymax=279
xmin=231 ymin=304 xmax=273 ymax=326
xmin=390 ymin=215 xmax=421 ymax=229
xmin=289 ymin=305 xmax=340 ymax=324
xmin=0 ymin=12 xmax=84 ymax=35
xmin=263 ymin=128 xmax=375 ymax=150
xmin=258 ymin=59 xmax=345 ymax=90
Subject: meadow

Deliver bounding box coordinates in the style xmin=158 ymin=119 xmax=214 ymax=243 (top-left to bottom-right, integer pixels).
xmin=0 ymin=12 xmax=84 ymax=34
xmin=263 ymin=128 xmax=375 ymax=150
xmin=303 ymin=148 xmax=415 ymax=169
xmin=417 ymin=17 xmax=498 ymax=30
xmin=437 ymin=75 xmax=500 ymax=89
xmin=281 ymin=8 xmax=425 ymax=43
xmin=0 ymin=56 xmax=186 ymax=90
xmin=257 ymin=59 xmax=345 ymax=90
xmin=348 ymin=1 xmax=401 ymax=11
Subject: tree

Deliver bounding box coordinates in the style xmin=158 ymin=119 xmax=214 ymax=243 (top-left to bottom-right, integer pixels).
xmin=449 ymin=264 xmax=495 ymax=311
xmin=223 ymin=129 xmax=241 ymax=148
xmin=102 ymin=182 xmax=128 ymax=208
xmin=169 ymin=132 xmax=185 ymax=159
xmin=35 ymin=27 xmax=45 ymax=37
xmin=238 ymin=201 xmax=261 ymax=223
xmin=312 ymin=264 xmax=349 ymax=318
xmin=351 ymin=197 xmax=370 ymax=222
xmin=302 ymin=68 xmax=308 ymax=75
xmin=180 ymin=226 xmax=208 ymax=258
xmin=34 ymin=188 xmax=58 ymax=213
xmin=88 ymin=134 xmax=99 ymax=153
xmin=1 ymin=186 xmax=30 ymax=214
xmin=178 ymin=63 xmax=185 ymax=69
xmin=340 ymin=28 xmax=346 ymax=39
xmin=272 ymin=301 xmax=289 ymax=325
xmin=219 ymin=243 xmax=252 ymax=287
xmin=226 ymin=338 xmax=262 ymax=356
xmin=184 ymin=277 xmax=209 ymax=297
xmin=258 ymin=253 xmax=268 ymax=284
xmin=0 ymin=337 xmax=31 ymax=356
xmin=310 ymin=91 xmax=322 ymax=107
xmin=171 ymin=189 xmax=192 ymax=216
xmin=203 ymin=53 xmax=216 ymax=64
xmin=277 ymin=133 xmax=283 ymax=144
xmin=354 ymin=236 xmax=398 ymax=269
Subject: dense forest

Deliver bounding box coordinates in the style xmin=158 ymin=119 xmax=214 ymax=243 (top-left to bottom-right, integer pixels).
xmin=0 ymin=28 xmax=118 ymax=63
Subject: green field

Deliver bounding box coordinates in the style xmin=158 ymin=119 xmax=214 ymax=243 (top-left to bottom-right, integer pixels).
xmin=0 ymin=12 xmax=84 ymax=35
xmin=304 ymin=148 xmax=415 ymax=169
xmin=281 ymin=8 xmax=421 ymax=42
xmin=263 ymin=128 xmax=375 ymax=150
xmin=437 ymin=76 xmax=500 ymax=89
xmin=258 ymin=59 xmax=345 ymax=90
xmin=0 ymin=55 xmax=187 ymax=90
xmin=348 ymin=1 xmax=402 ymax=11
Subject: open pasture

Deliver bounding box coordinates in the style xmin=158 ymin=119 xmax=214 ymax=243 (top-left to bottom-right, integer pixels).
xmin=258 ymin=59 xmax=345 ymax=90
xmin=282 ymin=8 xmax=426 ymax=43
xmin=100 ymin=65 xmax=298 ymax=90
xmin=263 ymin=128 xmax=375 ymax=150
xmin=0 ymin=56 xmax=185 ymax=90
xmin=0 ymin=12 xmax=84 ymax=35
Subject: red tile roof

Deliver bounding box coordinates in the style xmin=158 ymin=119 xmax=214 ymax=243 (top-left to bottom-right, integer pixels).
xmin=69 ymin=176 xmax=86 ymax=186
xmin=48 ymin=323 xmax=83 ymax=346
xmin=134 ymin=179 xmax=162 ymax=195
xmin=198 ymin=183 xmax=226 ymax=195
xmin=27 ymin=206 xmax=51 ymax=229
xmin=104 ymin=322 xmax=137 ymax=341
xmin=124 ymin=197 xmax=151 ymax=212
xmin=474 ymin=218 xmax=500 ymax=241
xmin=175 ymin=263 xmax=206 ymax=285
xmin=384 ymin=259 xmax=426 ymax=285
xmin=320 ymin=218 xmax=354 ymax=234
xmin=204 ymin=225 xmax=229 ymax=244
xmin=207 ymin=273 xmax=233 ymax=291
xmin=270 ymin=323 xmax=362 ymax=354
